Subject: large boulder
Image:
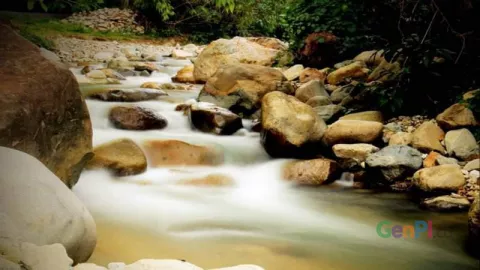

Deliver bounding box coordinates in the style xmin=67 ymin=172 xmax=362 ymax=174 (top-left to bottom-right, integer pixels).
xmin=413 ymin=164 xmax=465 ymax=192
xmin=87 ymin=139 xmax=147 ymax=176
xmin=261 ymin=91 xmax=327 ymax=158
xmin=193 ymin=37 xmax=287 ymax=82
xmin=283 ymin=159 xmax=338 ymax=185
xmin=411 ymin=121 xmax=445 ymax=153
xmin=0 ymin=147 xmax=96 ymax=264
xmin=366 ymin=145 xmax=423 ymax=182
xmin=198 ymin=63 xmax=293 ymax=116
xmin=322 ymin=120 xmax=383 ymax=146
xmin=109 ymin=106 xmax=168 ymax=130
xmin=445 ymin=129 xmax=479 ymax=160
xmin=188 ymin=102 xmax=243 ymax=135
xmin=436 ymin=103 xmax=477 ymax=129
xmin=0 ymin=24 xmax=92 ymax=188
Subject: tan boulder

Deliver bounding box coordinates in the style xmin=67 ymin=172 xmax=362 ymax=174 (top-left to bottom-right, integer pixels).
xmin=283 ymin=159 xmax=338 ymax=185
xmin=198 ymin=63 xmax=293 ymax=115
xmin=339 ymin=111 xmax=383 ymax=123
xmin=353 ymin=50 xmax=385 ymax=66
xmin=0 ymin=24 xmax=92 ymax=188
xmin=422 ymin=195 xmax=471 ymax=211
xmin=413 ymin=164 xmax=465 ymax=192
xmin=327 ymin=62 xmax=369 ymax=85
xmin=261 ymin=91 xmax=327 ymax=158
xmin=172 ymin=64 xmax=197 ymax=84
xmin=388 ymin=132 xmax=413 ymax=146
xmin=411 ymin=121 xmax=445 ymax=153
xmin=295 ymin=80 xmax=329 ymax=103
xmin=87 ymin=139 xmax=147 ymax=176
xmin=283 ymin=64 xmax=304 ymax=81
xmin=445 ymin=128 xmax=479 ymax=160
xmin=194 ymin=37 xmax=286 ymax=82
xmin=436 ymin=103 xmax=477 ymax=129
xmin=143 ymin=140 xmax=224 ymax=167
xmin=332 ymin=143 xmax=379 ymax=162
xmin=322 ymin=120 xmax=383 ymax=145
xmin=423 ymin=152 xmax=441 ymax=168
xmin=299 ymin=68 xmax=326 ymax=83
xmin=86 ymin=70 xmax=107 ymax=79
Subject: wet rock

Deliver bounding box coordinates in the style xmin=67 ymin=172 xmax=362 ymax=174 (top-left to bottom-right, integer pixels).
xmin=283 ymin=64 xmax=304 ymax=81
xmin=81 ymin=65 xmax=91 ymax=74
xmin=327 ymin=61 xmax=369 ymax=85
xmin=109 ymin=106 xmax=168 ymax=130
xmin=107 ymin=56 xmax=132 ymax=71
xmin=87 ymin=139 xmax=147 ymax=176
xmin=295 ymin=80 xmax=329 ymax=103
xmin=87 ymin=89 xmax=167 ymax=102
xmin=323 ymin=120 xmax=383 ymax=146
xmin=172 ymin=64 xmax=196 ymax=84
xmin=134 ymin=63 xmax=158 ymax=73
xmin=0 ymin=147 xmax=96 ymax=264
xmin=388 ymin=132 xmax=413 ymax=146
xmin=261 ymin=91 xmax=327 ymax=158
xmin=194 ymin=37 xmax=287 ymax=82
xmin=422 ymin=195 xmax=471 ymax=211
xmin=101 ymin=68 xmax=126 ymax=80
xmin=413 ymin=164 xmax=465 ymax=192
xmin=0 ymin=24 xmax=92 ymax=188
xmin=313 ymin=104 xmax=345 ymax=122
xmin=306 ymin=96 xmax=332 ymax=107
xmin=445 ymin=128 xmax=479 ymax=160
xmin=86 ymin=70 xmax=107 ymax=79
xmin=143 ymin=140 xmax=224 ymax=167
xmin=333 ymin=144 xmax=379 ymax=162
xmin=172 ymin=49 xmax=194 ymax=59
xmin=339 ymin=111 xmax=383 ymax=123
xmin=464 ymin=159 xmax=480 ymax=171
xmin=177 ymin=174 xmax=234 ymax=187
xmin=283 ymin=158 xmax=338 ymax=185
xmin=188 ymin=102 xmax=243 ymax=135
xmin=299 ymin=67 xmax=326 ymax=83
xmin=411 ymin=121 xmax=445 ymax=153
xmin=353 ymin=50 xmax=385 ymax=66
xmin=198 ymin=63 xmax=293 ymax=116
xmin=436 ymin=103 xmax=477 ymax=129
xmin=366 ymin=145 xmax=423 ymax=182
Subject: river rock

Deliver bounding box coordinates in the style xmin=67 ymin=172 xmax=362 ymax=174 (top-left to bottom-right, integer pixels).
xmin=94 ymin=51 xmax=115 ymax=61
xmin=436 ymin=155 xmax=458 ymax=165
xmin=0 ymin=147 xmax=96 ymax=263
xmin=421 ymin=195 xmax=471 ymax=211
xmin=327 ymin=61 xmax=369 ymax=85
xmin=333 ymin=144 xmax=379 ymax=162
xmin=107 ymin=56 xmax=132 ymax=71
xmin=172 ymin=49 xmax=194 ymax=59
xmin=306 ymin=96 xmax=332 ymax=107
xmin=330 ymin=84 xmax=354 ymax=103
xmin=445 ymin=128 xmax=479 ymax=160
xmin=194 ymin=37 xmax=286 ymax=82
xmin=436 ymin=103 xmax=477 ymax=129
xmin=188 ymin=102 xmax=243 ymax=135
xmin=87 ymin=89 xmax=167 ymax=102
xmin=0 ymin=242 xmax=73 ymax=270
xmin=143 ymin=140 xmax=224 ymax=167
xmin=413 ymin=164 xmax=465 ymax=192
xmin=283 ymin=64 xmax=304 ymax=81
xmin=423 ymin=151 xmax=441 ymax=168
xmin=109 ymin=106 xmax=167 ymax=130
xmin=366 ymin=145 xmax=423 ymax=182
xmin=314 ymin=104 xmax=345 ymax=122
xmin=101 ymin=68 xmax=126 ymax=80
xmin=339 ymin=111 xmax=384 ymax=123
xmin=300 ymin=67 xmax=326 ymax=83
xmin=87 ymin=139 xmax=147 ymax=176
xmin=0 ymin=24 xmax=92 ymax=188
xmin=388 ymin=132 xmax=413 ymax=146
xmin=172 ymin=64 xmax=197 ymax=84
xmin=134 ymin=63 xmax=158 ymax=73
xmin=295 ymin=80 xmax=329 ymax=103
xmin=353 ymin=50 xmax=384 ymax=66
xmin=283 ymin=158 xmax=338 ymax=185
xmin=323 ymin=120 xmax=383 ymax=146
xmin=198 ymin=63 xmax=293 ymax=115
xmin=411 ymin=121 xmax=445 ymax=153
xmin=261 ymin=91 xmax=327 ymax=158
xmin=464 ymin=159 xmax=480 ymax=171
xmin=468 ymin=195 xmax=480 ymax=255
xmin=86 ymin=69 xmax=107 ymax=79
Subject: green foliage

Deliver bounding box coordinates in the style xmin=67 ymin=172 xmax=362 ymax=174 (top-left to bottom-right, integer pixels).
xmin=26 ymin=0 xmax=104 ymax=12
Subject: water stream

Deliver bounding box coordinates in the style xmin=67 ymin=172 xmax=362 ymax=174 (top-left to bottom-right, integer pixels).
xmin=72 ymin=59 xmax=479 ymax=269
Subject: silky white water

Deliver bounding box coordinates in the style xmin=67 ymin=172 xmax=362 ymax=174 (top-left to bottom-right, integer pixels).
xmin=72 ymin=62 xmax=479 ymax=270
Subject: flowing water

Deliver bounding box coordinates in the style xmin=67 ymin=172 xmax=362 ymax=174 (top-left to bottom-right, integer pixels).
xmin=72 ymin=59 xmax=479 ymax=270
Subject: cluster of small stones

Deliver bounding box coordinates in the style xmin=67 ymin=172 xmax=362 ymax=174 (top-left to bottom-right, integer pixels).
xmin=62 ymin=8 xmax=144 ymax=34
xmin=386 ymin=115 xmax=429 ymax=132
xmin=457 ymin=170 xmax=480 ymax=202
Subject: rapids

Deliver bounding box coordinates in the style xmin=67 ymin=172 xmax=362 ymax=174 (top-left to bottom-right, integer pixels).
xmin=72 ymin=59 xmax=479 ymax=270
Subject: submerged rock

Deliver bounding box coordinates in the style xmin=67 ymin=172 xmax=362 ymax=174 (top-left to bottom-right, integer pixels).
xmin=198 ymin=63 xmax=293 ymax=116
xmin=87 ymin=139 xmax=147 ymax=176
xmin=87 ymin=89 xmax=167 ymax=102
xmin=445 ymin=129 xmax=479 ymax=160
xmin=366 ymin=145 xmax=423 ymax=182
xmin=413 ymin=164 xmax=465 ymax=192
xmin=421 ymin=195 xmax=471 ymax=211
xmin=188 ymin=102 xmax=243 ymax=135
xmin=143 ymin=140 xmax=224 ymax=167
xmin=436 ymin=103 xmax=477 ymax=129
xmin=109 ymin=106 xmax=168 ymax=130
xmin=322 ymin=120 xmax=383 ymax=146
xmin=283 ymin=158 xmax=338 ymax=185
xmin=261 ymin=91 xmax=327 ymax=158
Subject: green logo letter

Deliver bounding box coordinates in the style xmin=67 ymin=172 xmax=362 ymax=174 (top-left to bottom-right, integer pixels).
xmin=377 ymin=220 xmax=392 ymax=238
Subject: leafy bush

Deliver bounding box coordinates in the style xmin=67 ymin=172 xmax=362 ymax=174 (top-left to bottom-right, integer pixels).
xmin=26 ymin=0 xmax=104 ymax=12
